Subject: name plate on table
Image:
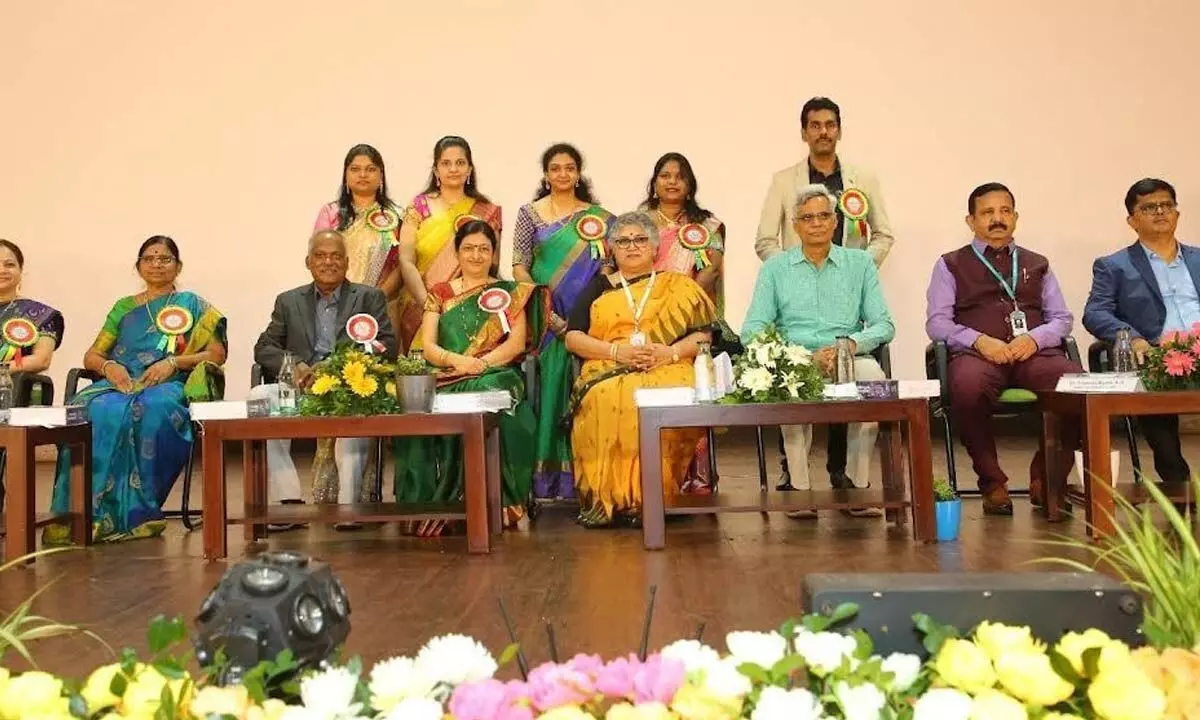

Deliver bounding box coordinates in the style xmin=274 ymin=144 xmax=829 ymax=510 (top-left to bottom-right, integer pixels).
xmin=1 ymin=405 xmax=88 ymax=426
xmin=823 ymin=383 xmax=860 ymax=399
xmin=1056 ymin=372 xmax=1143 ymax=394
xmin=433 ymin=390 xmax=512 ymax=414
xmin=190 ymin=399 xmax=272 ymax=420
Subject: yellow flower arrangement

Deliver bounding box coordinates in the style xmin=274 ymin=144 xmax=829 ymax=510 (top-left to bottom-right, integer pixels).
xmin=1132 ymin=646 xmax=1200 ymax=718
xmin=309 ymin=375 xmax=340 ymax=396
xmin=993 ymin=649 xmax=1074 ymax=707
xmin=299 ymin=342 xmax=401 ymax=417
xmin=933 ymin=638 xmax=997 ymax=695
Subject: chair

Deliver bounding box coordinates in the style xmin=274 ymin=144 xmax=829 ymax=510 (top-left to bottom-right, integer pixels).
xmin=1086 ymin=340 xmax=1143 ymax=478
xmin=64 ymin=368 xmax=203 ymax=530
xmin=0 ymin=372 xmax=56 ymax=512
xmin=925 ymin=337 xmax=1081 ymax=495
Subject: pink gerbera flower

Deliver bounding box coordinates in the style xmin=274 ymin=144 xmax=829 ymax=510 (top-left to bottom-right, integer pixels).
xmin=1162 ymin=330 xmax=1181 ymax=346
xmin=1163 ymin=349 xmax=1195 ymax=377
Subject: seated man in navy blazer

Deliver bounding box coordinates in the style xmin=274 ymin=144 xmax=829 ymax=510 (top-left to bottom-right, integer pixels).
xmin=1083 ymin=177 xmax=1193 ymax=483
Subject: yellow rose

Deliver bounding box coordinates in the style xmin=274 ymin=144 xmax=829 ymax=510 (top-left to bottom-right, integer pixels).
xmin=190 ymin=685 xmax=251 ymax=718
xmin=1088 ymin=666 xmax=1165 ymax=720
xmin=968 ymin=689 xmax=1027 ymax=720
xmin=246 ymin=699 xmax=291 ymax=720
xmin=1054 ymin=629 xmax=1114 ymax=676
xmin=974 ymin=622 xmax=1044 ymax=661
xmin=670 ymin=683 xmax=742 ymax=720
xmin=81 ymin=663 xmax=127 ymax=715
xmin=605 ymin=701 xmax=676 ymax=720
xmin=120 ymin=667 xmax=191 ymax=720
xmin=0 ymin=670 xmax=66 ymax=720
xmin=538 ymin=707 xmax=594 ymax=720
xmin=935 ymin=639 xmax=997 ymax=695
xmin=1041 ymin=714 xmax=1084 ymax=720
xmin=994 ymin=650 xmax=1073 ymax=707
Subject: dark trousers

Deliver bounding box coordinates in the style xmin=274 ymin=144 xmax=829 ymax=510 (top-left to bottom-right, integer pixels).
xmin=778 ymin=425 xmax=848 ymax=475
xmin=1138 ymin=415 xmax=1191 ymax=483
xmin=948 ymin=350 xmax=1082 ymax=491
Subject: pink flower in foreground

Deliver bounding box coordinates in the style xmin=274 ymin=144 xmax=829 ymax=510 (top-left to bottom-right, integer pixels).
xmin=528 ymin=661 xmax=596 ymax=711
xmin=1189 ymin=339 xmax=1200 ymax=358
xmin=1162 ymin=330 xmax=1182 ymax=346
xmin=450 ymin=679 xmax=535 ymax=720
xmin=595 ymin=655 xmax=638 ymax=699
xmin=631 ymin=654 xmax=686 ymax=705
xmin=1163 ymin=349 xmax=1196 ymax=377
xmin=1190 ymin=321 xmax=1200 ymax=338
xmin=566 ymin=653 xmax=605 ymax=676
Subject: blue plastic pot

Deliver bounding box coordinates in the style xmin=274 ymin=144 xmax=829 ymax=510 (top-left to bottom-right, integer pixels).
xmin=935 ymin=499 xmax=961 ymax=542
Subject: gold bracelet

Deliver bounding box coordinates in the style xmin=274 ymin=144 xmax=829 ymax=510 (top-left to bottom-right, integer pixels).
xmin=610 ymin=343 xmax=619 ymax=361
xmin=100 ymin=360 xmax=115 ymax=376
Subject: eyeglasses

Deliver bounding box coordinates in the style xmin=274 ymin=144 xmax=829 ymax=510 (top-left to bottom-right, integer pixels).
xmin=139 ymin=256 xmax=177 ymax=266
xmin=613 ymin=236 xmax=651 ymax=249
xmin=797 ymin=211 xmax=835 ymax=224
xmin=1137 ymin=201 xmax=1178 ymax=215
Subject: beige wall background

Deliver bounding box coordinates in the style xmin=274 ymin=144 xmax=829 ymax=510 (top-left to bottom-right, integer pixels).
xmin=3 ymin=0 xmax=1198 ymax=400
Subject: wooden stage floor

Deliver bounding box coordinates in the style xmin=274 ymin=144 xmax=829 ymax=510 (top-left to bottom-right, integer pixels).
xmin=0 ymin=426 xmax=1154 ymax=677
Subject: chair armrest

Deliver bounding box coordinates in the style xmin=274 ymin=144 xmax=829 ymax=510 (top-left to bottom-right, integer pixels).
xmin=250 ymin=363 xmax=263 ymax=388
xmin=65 ymin=368 xmax=101 ymax=403
xmin=924 ymin=341 xmax=951 ymax=407
xmin=13 ymin=373 xmax=55 ymax=406
xmin=1087 ymin=340 xmax=1112 ymax=373
xmin=871 ymin=343 xmax=892 ymax=379
xmin=1064 ymin=336 xmax=1082 ymax=366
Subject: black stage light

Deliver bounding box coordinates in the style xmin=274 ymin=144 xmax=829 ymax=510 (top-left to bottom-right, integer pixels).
xmin=193 ymin=551 xmax=351 ymax=684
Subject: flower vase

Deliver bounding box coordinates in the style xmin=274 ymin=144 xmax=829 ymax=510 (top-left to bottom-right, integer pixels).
xmin=935 ymin=499 xmax=961 ymax=542
xmin=396 ymin=374 xmax=436 ymax=413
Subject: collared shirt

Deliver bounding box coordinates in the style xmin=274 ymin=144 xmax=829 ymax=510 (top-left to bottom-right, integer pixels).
xmin=1141 ymin=243 xmax=1200 ymax=335
xmin=312 ymin=282 xmax=343 ymax=363
xmin=925 ymin=238 xmax=1073 ymax=351
xmin=740 ymin=243 xmax=894 ymax=352
xmin=808 ymin=158 xmax=846 ymax=246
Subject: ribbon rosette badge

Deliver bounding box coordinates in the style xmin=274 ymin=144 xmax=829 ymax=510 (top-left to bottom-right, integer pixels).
xmin=367 ymin=208 xmax=400 ymax=233
xmin=2 ymin=318 xmax=37 ymax=348
xmin=154 ymin=306 xmax=193 ymax=354
xmin=478 ymin=287 xmax=513 ymax=334
xmin=678 ymin=223 xmax=713 ymax=270
xmin=346 ymin=313 xmax=384 ymax=354
xmin=576 ymin=215 xmax=608 ymax=259
xmin=838 ymin=188 xmax=872 ymax=241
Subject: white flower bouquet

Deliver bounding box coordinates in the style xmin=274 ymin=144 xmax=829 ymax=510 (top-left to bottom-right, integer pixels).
xmin=724 ymin=325 xmax=825 ymax=404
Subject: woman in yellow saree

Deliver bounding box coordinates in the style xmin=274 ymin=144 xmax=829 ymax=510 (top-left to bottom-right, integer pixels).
xmin=396 ymin=136 xmax=502 ymax=352
xmin=565 ymin=212 xmax=716 ymax=528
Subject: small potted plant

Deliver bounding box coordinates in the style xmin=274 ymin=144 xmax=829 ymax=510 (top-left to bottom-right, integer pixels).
xmin=393 ymin=350 xmax=437 ymax=413
xmin=933 ymin=476 xmax=961 ymax=542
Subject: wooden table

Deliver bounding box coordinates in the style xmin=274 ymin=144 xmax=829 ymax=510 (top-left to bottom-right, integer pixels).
xmin=200 ymin=413 xmax=501 ymax=560
xmin=1039 ymin=389 xmax=1200 ymax=537
xmin=637 ymin=397 xmax=935 ymax=549
xmin=0 ymin=424 xmax=92 ymax=562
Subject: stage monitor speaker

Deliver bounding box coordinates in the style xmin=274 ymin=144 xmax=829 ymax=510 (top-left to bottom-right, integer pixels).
xmin=802 ymin=572 xmax=1143 ymax=657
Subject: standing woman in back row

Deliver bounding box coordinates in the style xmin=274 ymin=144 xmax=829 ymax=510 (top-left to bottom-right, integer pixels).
xmin=396 ymin=136 xmax=502 ymax=352
xmin=511 ymin=143 xmax=614 ymax=501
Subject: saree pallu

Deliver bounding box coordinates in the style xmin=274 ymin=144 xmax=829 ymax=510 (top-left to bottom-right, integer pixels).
xmin=528 ymin=205 xmax=613 ymax=500
xmin=392 ymin=280 xmax=547 ymax=521
xmin=646 ymin=212 xmax=729 ymax=493
xmin=0 ymin=298 xmax=65 ymax=368
xmin=396 ymin=194 xmax=503 ymax=352
xmin=570 ymin=273 xmax=716 ymax=526
xmin=46 ymin=291 xmax=226 ymax=544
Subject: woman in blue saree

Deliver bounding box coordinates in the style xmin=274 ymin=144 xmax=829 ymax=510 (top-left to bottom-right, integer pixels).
xmin=46 ymin=236 xmax=227 ymax=544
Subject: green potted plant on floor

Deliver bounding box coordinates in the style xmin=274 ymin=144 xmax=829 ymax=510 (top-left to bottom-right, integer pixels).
xmin=933 ymin=476 xmax=961 ymax=542
xmin=394 ymin=350 xmax=437 ymax=413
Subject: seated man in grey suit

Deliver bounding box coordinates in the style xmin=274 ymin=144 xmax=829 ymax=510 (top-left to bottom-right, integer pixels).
xmin=251 ymin=230 xmax=397 ymax=510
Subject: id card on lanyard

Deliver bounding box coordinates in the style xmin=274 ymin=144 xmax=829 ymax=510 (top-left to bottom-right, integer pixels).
xmin=619 ymin=270 xmax=657 ymax=346
xmin=972 ymin=245 xmax=1027 ymax=336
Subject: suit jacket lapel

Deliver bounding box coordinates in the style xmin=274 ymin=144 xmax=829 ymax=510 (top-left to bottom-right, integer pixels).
xmin=1181 ymin=245 xmax=1200 ymax=302
xmin=334 ymin=283 xmax=359 ymax=344
xmin=1127 ymin=241 xmax=1164 ymax=307
xmin=298 ymin=284 xmax=317 ymax=354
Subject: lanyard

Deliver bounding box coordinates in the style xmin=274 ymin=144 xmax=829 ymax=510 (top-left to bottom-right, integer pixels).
xmin=618 ymin=270 xmax=657 ymax=329
xmin=971 ymin=245 xmax=1019 ymax=301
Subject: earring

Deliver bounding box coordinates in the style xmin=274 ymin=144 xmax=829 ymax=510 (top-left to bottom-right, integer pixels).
xmin=541 ymin=180 xmax=550 ymax=191
xmin=437 ymin=177 xmax=442 ymax=188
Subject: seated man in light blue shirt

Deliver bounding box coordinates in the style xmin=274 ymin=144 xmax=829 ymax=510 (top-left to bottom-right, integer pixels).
xmin=1083 ymin=177 xmax=1195 ymax=483
xmin=741 ymin=184 xmax=896 ymax=517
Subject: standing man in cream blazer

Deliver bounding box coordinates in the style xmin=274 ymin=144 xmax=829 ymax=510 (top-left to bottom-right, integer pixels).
xmin=754 ymin=96 xmax=896 ymax=506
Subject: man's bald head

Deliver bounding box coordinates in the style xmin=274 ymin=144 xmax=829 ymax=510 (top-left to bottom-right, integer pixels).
xmin=306 ymin=230 xmax=349 ymax=290
xmin=308 ymin=229 xmax=347 ymax=256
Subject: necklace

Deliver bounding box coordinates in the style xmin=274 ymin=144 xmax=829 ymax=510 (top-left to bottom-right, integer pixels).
xmin=656 ymin=208 xmax=683 ymax=227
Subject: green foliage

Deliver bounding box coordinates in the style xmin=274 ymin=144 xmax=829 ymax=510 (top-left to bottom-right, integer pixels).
xmin=0 ymin=547 xmax=111 ymax=666
xmin=394 ymin=350 xmax=436 ymax=376
xmin=299 ymin=342 xmax=400 ymax=417
xmin=1140 ymin=330 xmax=1200 ymax=390
xmin=723 ymin=325 xmax=826 ymax=404
xmin=932 ymin=476 xmax=957 ymax=502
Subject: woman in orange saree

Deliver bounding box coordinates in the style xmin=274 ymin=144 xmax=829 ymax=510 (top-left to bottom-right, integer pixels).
xmin=565 ymin=212 xmax=716 ymax=528
xmin=396 ymin=136 xmax=502 ymax=353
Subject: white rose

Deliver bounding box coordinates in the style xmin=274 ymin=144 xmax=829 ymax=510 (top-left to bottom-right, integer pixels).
xmin=912 ymin=688 xmax=971 ymax=720
xmin=750 ymin=686 xmax=823 ymax=720
xmin=835 ymin=680 xmax=886 ymax=720
xmin=784 ymin=345 xmax=813 ymax=366
xmin=725 ymin=630 xmax=788 ymax=669
xmin=660 ymin=639 xmax=722 ymax=676
xmin=368 ymin=656 xmax=436 ymax=712
xmin=297 ymin=667 xmax=361 ymax=719
xmin=739 ymin=367 xmax=774 ymax=394
xmin=700 ymin=657 xmax=753 ymax=700
xmin=792 ymin=629 xmax=858 ymax=676
xmin=414 ymin=634 xmax=497 ymax=687
xmin=381 ymin=696 xmax=444 ymax=720
xmin=753 ymin=344 xmax=776 ymax=368
xmin=881 ymin=653 xmax=922 ymax=692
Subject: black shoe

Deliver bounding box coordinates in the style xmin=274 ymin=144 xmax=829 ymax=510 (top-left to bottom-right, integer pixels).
xmin=776 ymin=471 xmax=796 ymax=491
xmin=830 ymin=472 xmax=855 ymax=490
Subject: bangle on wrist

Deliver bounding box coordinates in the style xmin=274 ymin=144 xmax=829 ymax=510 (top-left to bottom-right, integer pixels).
xmin=167 ymin=357 xmax=178 ymax=370
xmin=100 ymin=360 xmax=115 ymax=376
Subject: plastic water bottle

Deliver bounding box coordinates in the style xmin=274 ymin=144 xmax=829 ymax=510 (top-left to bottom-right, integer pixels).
xmin=694 ymin=341 xmax=716 ymax=403
xmin=1113 ymin=329 xmax=1136 ymax=373
xmin=0 ymin=363 xmax=12 ymax=413
xmin=277 ymin=352 xmax=298 ymax=415
xmin=835 ymin=337 xmax=856 ymax=384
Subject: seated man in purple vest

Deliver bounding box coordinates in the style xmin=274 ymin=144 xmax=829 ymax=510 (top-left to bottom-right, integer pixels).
xmin=925 ymin=182 xmax=1082 ymax=515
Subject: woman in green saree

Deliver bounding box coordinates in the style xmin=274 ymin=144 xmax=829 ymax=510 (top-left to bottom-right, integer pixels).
xmin=46 ymin=236 xmax=226 ymax=544
xmin=394 ymin=220 xmax=546 ymax=537
xmin=511 ymin=143 xmax=613 ymax=501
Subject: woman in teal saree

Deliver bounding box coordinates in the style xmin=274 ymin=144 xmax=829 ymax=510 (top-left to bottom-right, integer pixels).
xmin=394 ymin=220 xmax=547 ymax=536
xmin=511 ymin=143 xmax=613 ymax=500
xmin=46 ymin=237 xmax=227 ymax=544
